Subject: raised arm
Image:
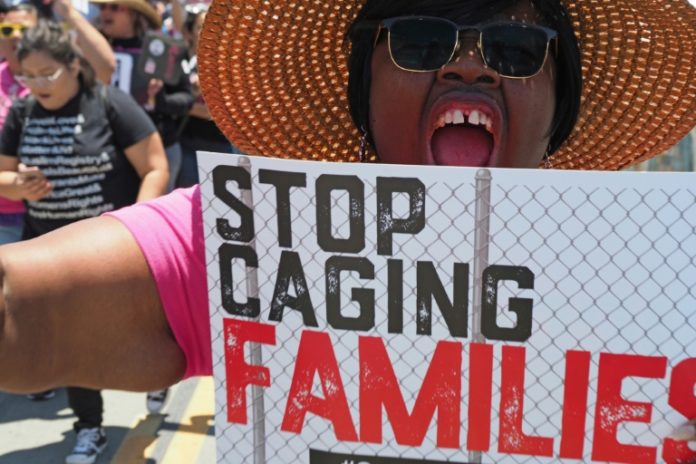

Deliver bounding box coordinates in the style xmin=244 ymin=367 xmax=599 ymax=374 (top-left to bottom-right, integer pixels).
xmin=54 ymin=0 xmax=116 ymax=84
xmin=0 ymin=216 xmax=186 ymax=393
xmin=170 ymin=0 xmax=186 ymax=35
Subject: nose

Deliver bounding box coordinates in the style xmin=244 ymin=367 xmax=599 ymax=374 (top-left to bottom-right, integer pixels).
xmin=436 ymin=36 xmax=501 ymax=86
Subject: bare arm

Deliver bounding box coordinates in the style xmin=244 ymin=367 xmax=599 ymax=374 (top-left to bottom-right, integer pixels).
xmin=54 ymin=0 xmax=116 ymax=84
xmin=170 ymin=0 xmax=186 ymax=34
xmin=124 ymin=132 xmax=169 ymax=201
xmin=0 ymin=216 xmax=186 ymax=393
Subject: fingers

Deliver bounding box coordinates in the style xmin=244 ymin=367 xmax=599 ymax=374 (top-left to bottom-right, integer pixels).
xmin=21 ymin=178 xmax=53 ymax=201
xmin=148 ymin=78 xmax=164 ymax=96
xmin=16 ymin=165 xmax=53 ymax=201
xmin=669 ymin=418 xmax=696 ymax=442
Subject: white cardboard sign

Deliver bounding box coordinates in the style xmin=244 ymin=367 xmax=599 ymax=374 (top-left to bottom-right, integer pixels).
xmin=199 ymin=153 xmax=696 ymax=464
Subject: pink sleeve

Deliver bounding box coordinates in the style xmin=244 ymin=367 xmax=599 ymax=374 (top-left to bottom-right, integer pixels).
xmin=106 ymin=186 xmax=212 ymax=378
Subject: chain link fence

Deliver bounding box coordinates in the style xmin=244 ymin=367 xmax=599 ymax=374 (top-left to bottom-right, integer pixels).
xmin=199 ymin=154 xmax=696 ymax=464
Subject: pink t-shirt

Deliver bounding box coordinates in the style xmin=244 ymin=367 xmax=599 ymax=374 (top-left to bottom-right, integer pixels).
xmin=106 ymin=186 xmax=212 ymax=378
xmin=0 ymin=61 xmax=28 ymax=214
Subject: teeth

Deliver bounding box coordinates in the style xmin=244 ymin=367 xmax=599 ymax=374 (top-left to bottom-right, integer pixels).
xmin=438 ymin=109 xmax=493 ymax=132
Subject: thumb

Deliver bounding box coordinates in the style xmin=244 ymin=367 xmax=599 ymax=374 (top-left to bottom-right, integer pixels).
xmin=18 ymin=164 xmax=41 ymax=173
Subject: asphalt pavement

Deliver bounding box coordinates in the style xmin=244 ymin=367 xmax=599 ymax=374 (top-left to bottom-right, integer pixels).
xmin=0 ymin=377 xmax=216 ymax=463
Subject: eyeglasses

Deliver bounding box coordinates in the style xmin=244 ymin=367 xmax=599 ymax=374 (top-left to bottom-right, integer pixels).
xmin=15 ymin=67 xmax=64 ymax=87
xmin=371 ymin=16 xmax=557 ymax=78
xmin=0 ymin=23 xmax=28 ymax=39
xmin=97 ymin=3 xmax=128 ymax=12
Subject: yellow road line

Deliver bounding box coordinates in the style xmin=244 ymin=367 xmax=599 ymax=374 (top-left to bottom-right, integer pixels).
xmin=160 ymin=377 xmax=215 ymax=463
xmin=111 ymin=414 xmax=165 ymax=464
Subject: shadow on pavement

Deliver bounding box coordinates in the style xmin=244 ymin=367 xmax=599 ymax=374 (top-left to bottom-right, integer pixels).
xmin=159 ymin=414 xmax=214 ymax=436
xmin=0 ymin=390 xmax=132 ymax=464
xmin=0 ymin=389 xmax=70 ymax=424
xmin=0 ymin=425 xmax=131 ymax=464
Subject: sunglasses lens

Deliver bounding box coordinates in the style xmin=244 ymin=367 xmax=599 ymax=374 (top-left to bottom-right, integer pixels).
xmin=481 ymin=24 xmax=549 ymax=77
xmin=389 ymin=18 xmax=457 ymax=71
xmin=0 ymin=25 xmax=24 ymax=38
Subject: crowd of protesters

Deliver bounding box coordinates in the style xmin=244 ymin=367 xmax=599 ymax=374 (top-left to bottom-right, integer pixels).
xmin=0 ymin=0 xmax=228 ymax=462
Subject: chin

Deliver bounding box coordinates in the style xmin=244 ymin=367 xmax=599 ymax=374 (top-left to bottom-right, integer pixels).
xmin=36 ymin=97 xmax=59 ymax=111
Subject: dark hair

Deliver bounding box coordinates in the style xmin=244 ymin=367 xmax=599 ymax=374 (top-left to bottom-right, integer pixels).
xmin=347 ymin=0 xmax=582 ymax=157
xmin=7 ymin=2 xmax=38 ymax=16
xmin=17 ymin=19 xmax=96 ymax=89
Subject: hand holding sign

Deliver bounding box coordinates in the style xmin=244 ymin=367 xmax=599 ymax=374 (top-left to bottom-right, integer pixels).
xmin=145 ymin=78 xmax=164 ymax=109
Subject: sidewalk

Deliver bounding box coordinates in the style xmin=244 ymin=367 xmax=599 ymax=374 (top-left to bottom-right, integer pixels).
xmin=0 ymin=377 xmax=216 ymax=463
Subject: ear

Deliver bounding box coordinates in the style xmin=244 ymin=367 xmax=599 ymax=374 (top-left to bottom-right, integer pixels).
xmin=70 ymin=58 xmax=81 ymax=77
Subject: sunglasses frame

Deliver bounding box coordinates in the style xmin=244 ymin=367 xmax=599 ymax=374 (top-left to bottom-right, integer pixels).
xmin=0 ymin=23 xmax=28 ymax=39
xmin=16 ymin=67 xmax=65 ymax=88
xmin=373 ymin=16 xmax=558 ymax=79
xmin=97 ymin=3 xmax=128 ymax=13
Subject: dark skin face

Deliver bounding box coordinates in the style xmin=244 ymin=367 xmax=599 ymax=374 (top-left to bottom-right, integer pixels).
xmin=369 ymin=0 xmax=556 ymax=168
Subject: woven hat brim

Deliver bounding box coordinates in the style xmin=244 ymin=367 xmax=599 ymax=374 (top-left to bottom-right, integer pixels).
xmin=558 ymin=0 xmax=696 ymax=169
xmin=90 ymin=0 xmax=162 ymax=30
xmin=199 ymin=0 xmax=696 ymax=170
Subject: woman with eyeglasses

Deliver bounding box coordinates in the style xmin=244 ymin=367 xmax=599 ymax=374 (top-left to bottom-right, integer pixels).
xmin=0 ymin=0 xmax=693 ymax=451
xmin=91 ymin=0 xmax=194 ymax=193
xmin=0 ymin=20 xmax=168 ymax=463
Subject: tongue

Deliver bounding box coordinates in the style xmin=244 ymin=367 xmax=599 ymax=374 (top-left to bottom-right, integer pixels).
xmin=431 ymin=126 xmax=493 ymax=166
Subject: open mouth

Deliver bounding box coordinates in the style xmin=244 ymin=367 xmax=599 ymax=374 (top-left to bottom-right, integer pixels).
xmin=428 ymin=100 xmax=501 ymax=167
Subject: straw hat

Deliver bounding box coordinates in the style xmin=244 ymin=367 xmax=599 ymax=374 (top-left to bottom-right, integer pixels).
xmin=198 ymin=0 xmax=696 ymax=170
xmin=90 ymin=0 xmax=162 ymax=30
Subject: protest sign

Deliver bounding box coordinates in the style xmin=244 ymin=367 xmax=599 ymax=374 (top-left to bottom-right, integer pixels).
xmin=136 ymin=32 xmax=188 ymax=86
xmin=199 ymin=153 xmax=695 ymax=464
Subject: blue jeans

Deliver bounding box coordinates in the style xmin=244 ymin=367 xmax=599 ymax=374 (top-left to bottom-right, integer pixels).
xmin=0 ymin=213 xmax=23 ymax=245
xmin=177 ymin=136 xmax=236 ymax=188
xmin=165 ymin=143 xmax=183 ymax=193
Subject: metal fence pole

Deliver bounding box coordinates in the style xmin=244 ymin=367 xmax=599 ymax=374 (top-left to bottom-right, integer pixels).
xmin=469 ymin=168 xmax=492 ymax=464
xmin=238 ymin=156 xmax=266 ymax=464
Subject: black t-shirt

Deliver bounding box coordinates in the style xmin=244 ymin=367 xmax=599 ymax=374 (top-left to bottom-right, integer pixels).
xmin=0 ymin=84 xmax=156 ymax=237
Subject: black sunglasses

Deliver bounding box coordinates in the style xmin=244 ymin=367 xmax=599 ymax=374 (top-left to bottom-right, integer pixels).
xmin=368 ymin=16 xmax=557 ymax=78
xmin=97 ymin=3 xmax=127 ymax=12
